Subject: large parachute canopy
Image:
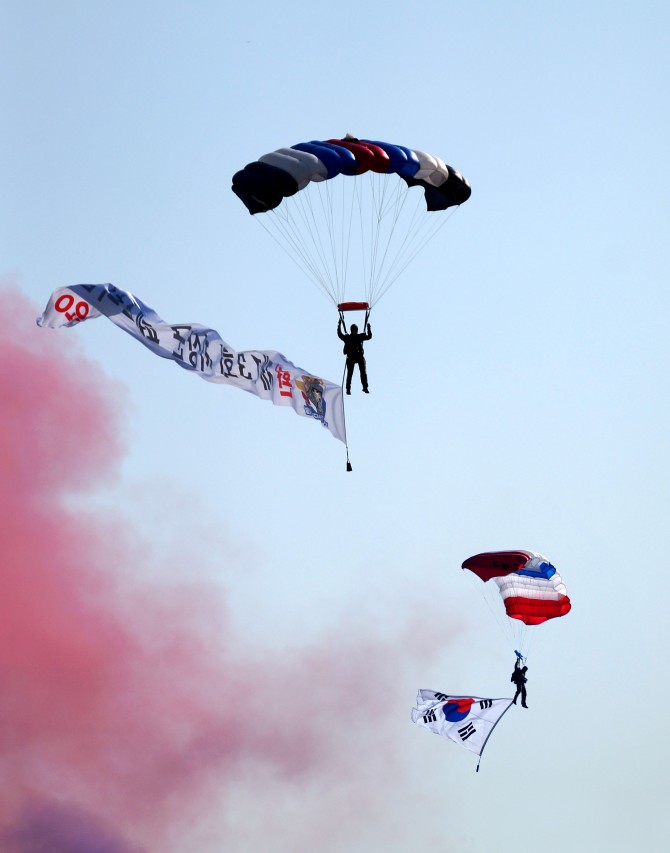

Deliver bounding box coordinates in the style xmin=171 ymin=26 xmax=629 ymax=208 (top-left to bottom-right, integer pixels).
xmin=462 ymin=550 xmax=571 ymax=656
xmin=232 ymin=135 xmax=471 ymax=310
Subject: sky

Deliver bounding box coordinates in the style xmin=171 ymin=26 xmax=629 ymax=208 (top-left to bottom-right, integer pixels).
xmin=2 ymin=1 xmax=670 ymax=850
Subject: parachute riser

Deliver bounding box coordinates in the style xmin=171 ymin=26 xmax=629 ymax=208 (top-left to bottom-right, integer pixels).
xmin=338 ymin=309 xmax=346 ymax=333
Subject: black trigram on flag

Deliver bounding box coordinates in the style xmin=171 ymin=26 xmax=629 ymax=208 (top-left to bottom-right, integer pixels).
xmin=435 ymin=692 xmax=449 ymax=701
xmin=458 ymin=722 xmax=476 ymax=741
xmin=422 ymin=710 xmax=437 ymax=723
xmin=479 ymin=699 xmax=492 ymax=709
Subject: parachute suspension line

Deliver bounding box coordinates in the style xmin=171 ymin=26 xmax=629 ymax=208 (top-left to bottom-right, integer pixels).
xmin=295 ymin=184 xmax=340 ymax=300
xmin=258 ymin=204 xmax=335 ymax=304
xmin=352 ymin=173 xmax=398 ymax=308
xmin=361 ymin=176 xmax=376 ymax=298
xmin=311 ymin=176 xmax=344 ymax=304
xmin=256 ymin=172 xmax=461 ymax=311
xmin=522 ymin=624 xmax=530 ymax=657
xmin=513 ymin=625 xmax=526 ymax=662
xmin=372 ymin=201 xmax=456 ymax=307
xmin=320 ymin=174 xmax=358 ymax=306
xmin=360 ymin=174 xmax=457 ymax=307
xmin=367 ymin=172 xmax=409 ymax=305
xmin=366 ymin=173 xmax=395 ymax=306
xmin=341 ymin=176 xmax=358 ymax=304
xmin=268 ymin=176 xmax=356 ymax=307
xmin=470 ymin=573 xmax=513 ymax=649
xmin=520 ymin=624 xmax=538 ymax=662
xmin=353 ymin=176 xmax=371 ymax=304
xmin=258 ymin=178 xmax=356 ymax=307
xmin=367 ymin=174 xmax=414 ymax=305
xmin=294 ymin=183 xmax=346 ymax=303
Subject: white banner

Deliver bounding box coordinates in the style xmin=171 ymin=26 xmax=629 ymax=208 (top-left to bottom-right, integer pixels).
xmin=37 ymin=284 xmax=346 ymax=443
xmin=412 ymin=690 xmax=513 ymax=765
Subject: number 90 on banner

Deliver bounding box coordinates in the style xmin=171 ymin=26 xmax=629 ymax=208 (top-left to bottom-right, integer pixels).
xmin=54 ymin=293 xmax=90 ymax=322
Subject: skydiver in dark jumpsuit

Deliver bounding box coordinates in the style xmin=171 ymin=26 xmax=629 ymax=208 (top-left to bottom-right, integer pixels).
xmin=511 ymin=659 xmax=528 ymax=708
xmin=337 ymin=319 xmax=372 ymax=395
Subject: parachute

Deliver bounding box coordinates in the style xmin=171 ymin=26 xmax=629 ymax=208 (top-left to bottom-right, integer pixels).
xmin=462 ymin=550 xmax=571 ymax=657
xmin=232 ymin=135 xmax=471 ymax=312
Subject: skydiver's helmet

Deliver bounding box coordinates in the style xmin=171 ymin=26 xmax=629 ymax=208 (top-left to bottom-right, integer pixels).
xmin=351 ymin=324 xmax=358 ymax=333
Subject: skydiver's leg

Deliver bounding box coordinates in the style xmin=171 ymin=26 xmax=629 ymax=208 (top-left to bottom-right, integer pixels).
xmin=345 ymin=359 xmax=354 ymax=394
xmin=358 ymin=357 xmax=369 ymax=392
xmin=521 ymin=685 xmax=527 ymax=707
xmin=513 ymin=685 xmax=520 ymax=704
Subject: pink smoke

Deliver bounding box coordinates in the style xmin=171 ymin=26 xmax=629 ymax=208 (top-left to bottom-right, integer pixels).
xmin=0 ymin=285 xmax=455 ymax=851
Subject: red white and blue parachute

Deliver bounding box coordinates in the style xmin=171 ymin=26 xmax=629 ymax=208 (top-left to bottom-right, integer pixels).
xmin=462 ymin=550 xmax=571 ymax=626
xmin=232 ymin=135 xmax=471 ymax=310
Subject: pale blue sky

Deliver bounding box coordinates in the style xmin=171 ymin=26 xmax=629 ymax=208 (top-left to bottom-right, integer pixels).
xmin=2 ymin=2 xmax=669 ymax=850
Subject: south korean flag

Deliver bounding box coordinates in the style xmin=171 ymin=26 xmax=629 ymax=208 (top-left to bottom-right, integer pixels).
xmin=411 ymin=691 xmax=513 ymax=769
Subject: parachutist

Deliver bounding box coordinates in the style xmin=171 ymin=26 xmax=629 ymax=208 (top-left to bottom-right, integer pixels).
xmin=338 ymin=319 xmax=372 ymax=395
xmin=511 ymin=658 xmax=528 ymax=708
